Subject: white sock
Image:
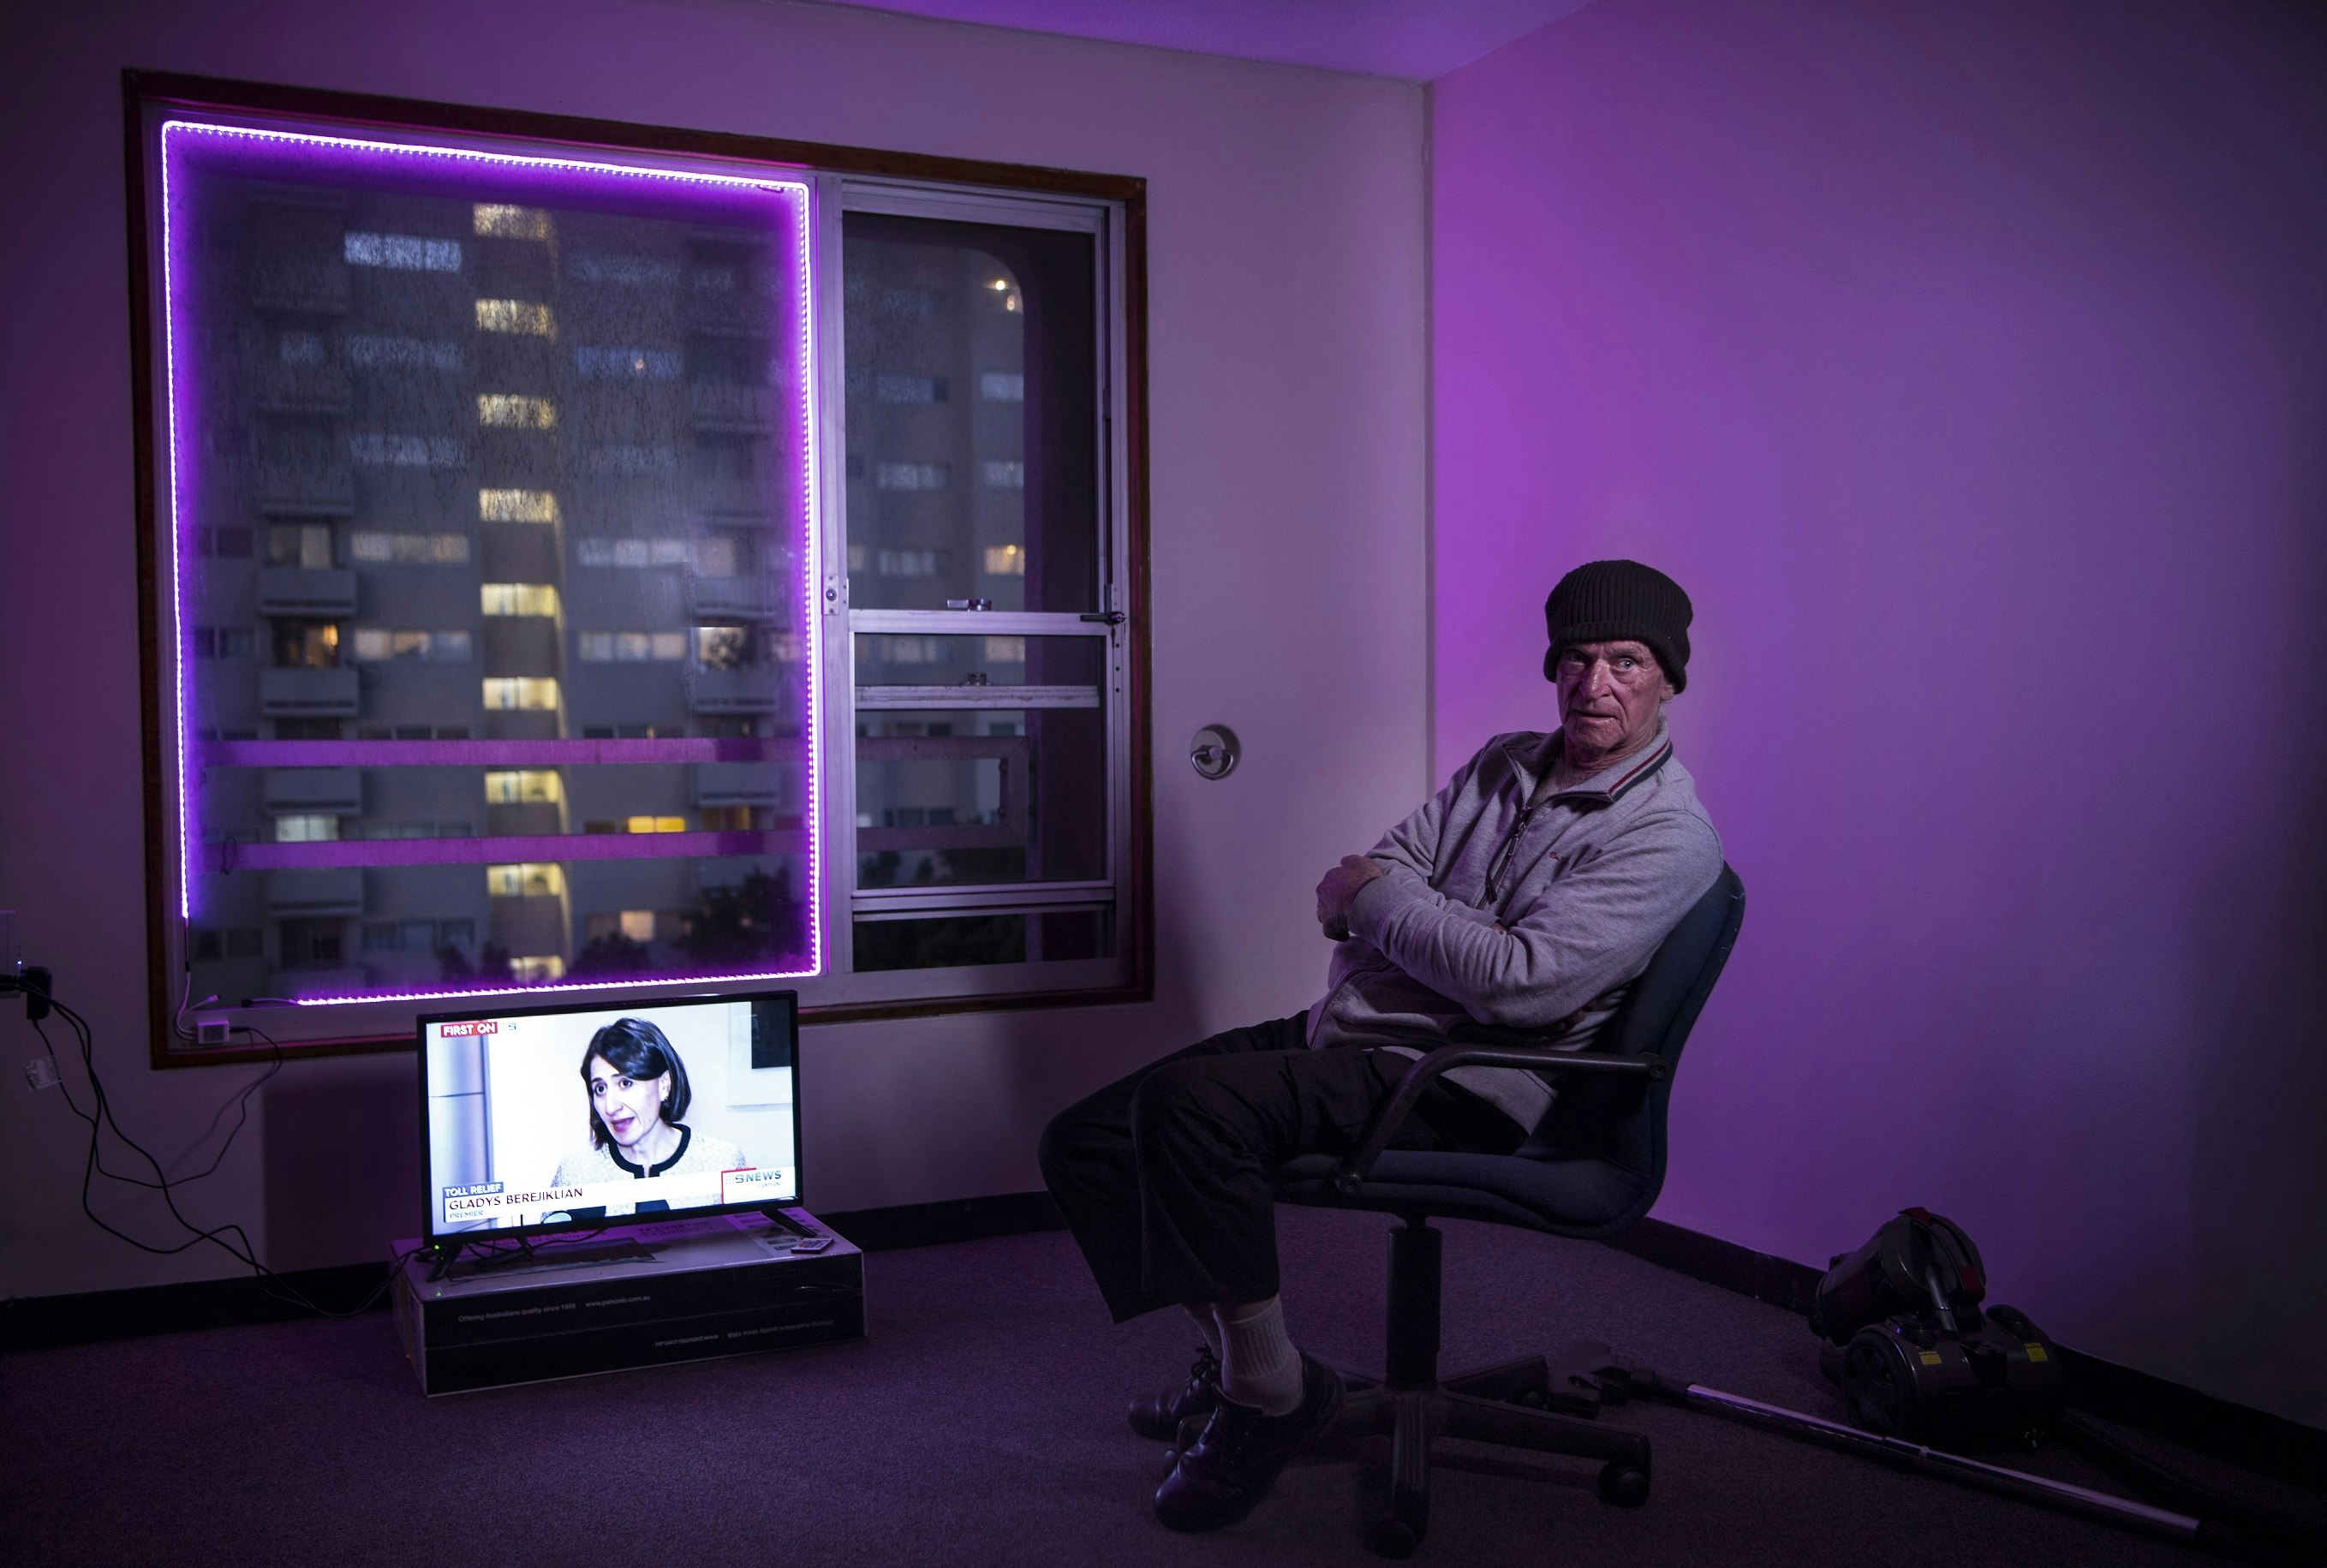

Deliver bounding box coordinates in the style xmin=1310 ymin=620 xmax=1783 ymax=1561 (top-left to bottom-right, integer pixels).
xmin=1214 ymin=1296 xmax=1303 ymax=1416
xmin=1184 ymin=1302 xmax=1222 ymax=1359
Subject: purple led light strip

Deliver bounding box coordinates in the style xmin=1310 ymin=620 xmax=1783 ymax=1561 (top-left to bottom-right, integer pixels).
xmin=157 ymin=119 xmax=825 ymax=1005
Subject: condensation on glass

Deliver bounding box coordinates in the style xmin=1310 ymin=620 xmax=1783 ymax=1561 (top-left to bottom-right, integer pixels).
xmin=161 ymin=123 xmax=818 ymax=1005
xmin=841 ymin=213 xmax=1098 ymax=614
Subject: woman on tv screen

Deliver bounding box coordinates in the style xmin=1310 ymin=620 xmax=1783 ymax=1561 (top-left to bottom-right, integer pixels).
xmin=550 ymin=1017 xmax=747 ymax=1215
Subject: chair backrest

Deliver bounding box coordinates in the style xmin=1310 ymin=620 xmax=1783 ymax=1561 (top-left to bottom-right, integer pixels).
xmin=1521 ymin=862 xmax=1746 ymax=1193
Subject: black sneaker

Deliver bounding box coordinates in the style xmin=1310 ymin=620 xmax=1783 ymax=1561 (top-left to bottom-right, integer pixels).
xmin=1152 ymin=1354 xmax=1345 ymax=1533
xmin=1129 ymin=1346 xmax=1219 ymax=1442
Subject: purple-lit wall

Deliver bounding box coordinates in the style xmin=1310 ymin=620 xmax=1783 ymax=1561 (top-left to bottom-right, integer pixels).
xmin=1432 ymin=0 xmax=2327 ymax=1424
xmin=0 ymin=4 xmax=1427 ymax=1298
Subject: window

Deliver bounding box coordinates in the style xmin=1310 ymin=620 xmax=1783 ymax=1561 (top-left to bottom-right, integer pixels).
xmin=343 ymin=232 xmax=461 ymax=271
xmin=474 ymin=299 xmax=555 ymax=336
xmin=485 ymin=770 xmax=564 ymax=804
xmin=135 ymin=78 xmax=1143 ymax=1059
xmin=482 ymin=677 xmax=560 ymax=710
xmin=477 ymin=394 xmax=558 ymax=429
xmin=478 ymin=488 xmax=559 ymax=523
xmin=480 ymin=583 xmax=559 ymax=617
xmin=486 ymin=862 xmax=566 ymax=898
xmin=350 ymin=531 xmax=471 ymax=564
xmin=351 ymin=629 xmax=472 ymax=662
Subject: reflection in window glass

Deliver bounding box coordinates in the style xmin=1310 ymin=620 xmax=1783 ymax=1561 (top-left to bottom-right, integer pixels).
xmin=842 ymin=212 xmax=1098 ymax=612
xmin=855 ymin=704 xmax=1105 ymax=889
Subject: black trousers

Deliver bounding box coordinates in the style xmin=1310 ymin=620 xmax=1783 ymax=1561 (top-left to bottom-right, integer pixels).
xmin=1037 ymin=1014 xmax=1524 ymax=1323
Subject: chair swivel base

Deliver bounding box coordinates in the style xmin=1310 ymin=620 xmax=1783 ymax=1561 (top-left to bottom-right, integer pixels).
xmin=1323 ymin=1344 xmax=1653 ymax=1558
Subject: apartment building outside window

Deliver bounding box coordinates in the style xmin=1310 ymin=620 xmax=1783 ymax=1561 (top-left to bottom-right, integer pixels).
xmin=130 ymin=75 xmax=1147 ymax=1062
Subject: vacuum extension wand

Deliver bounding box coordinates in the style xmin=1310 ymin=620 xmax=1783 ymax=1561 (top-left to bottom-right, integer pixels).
xmin=1646 ymin=1375 xmax=2205 ymax=1547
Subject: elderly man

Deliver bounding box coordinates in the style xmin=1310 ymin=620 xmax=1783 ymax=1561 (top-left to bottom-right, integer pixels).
xmin=1038 ymin=559 xmax=1723 ymax=1533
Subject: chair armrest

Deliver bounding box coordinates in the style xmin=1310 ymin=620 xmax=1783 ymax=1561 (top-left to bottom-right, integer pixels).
xmin=1327 ymin=1047 xmax=1667 ymax=1195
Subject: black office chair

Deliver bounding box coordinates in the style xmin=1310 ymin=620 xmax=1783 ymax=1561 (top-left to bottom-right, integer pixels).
xmin=1272 ymin=864 xmax=1745 ymax=1556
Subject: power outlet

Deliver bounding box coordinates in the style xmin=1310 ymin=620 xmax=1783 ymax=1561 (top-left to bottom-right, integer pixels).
xmin=195 ymin=1018 xmax=233 ymax=1047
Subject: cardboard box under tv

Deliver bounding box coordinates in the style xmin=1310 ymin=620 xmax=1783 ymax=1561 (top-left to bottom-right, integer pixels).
xmin=393 ymin=1209 xmax=863 ymax=1395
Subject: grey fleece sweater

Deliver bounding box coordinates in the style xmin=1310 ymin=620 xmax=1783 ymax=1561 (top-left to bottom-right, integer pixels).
xmin=1306 ymin=722 xmax=1722 ymax=1133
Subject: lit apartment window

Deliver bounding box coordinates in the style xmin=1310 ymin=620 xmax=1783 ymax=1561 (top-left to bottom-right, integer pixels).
xmin=485 ymin=771 xmax=564 ymax=804
xmin=473 ymin=203 xmax=552 ymax=240
xmin=486 ymin=862 xmax=566 ymax=898
xmin=343 ymin=231 xmax=461 ymax=271
xmin=626 ymin=816 xmax=689 ymax=835
xmin=978 ymin=372 xmax=1024 ymax=402
xmin=480 ymin=583 xmax=560 ymax=617
xmin=508 ymin=956 xmax=567 ymax=982
xmin=479 ymin=489 xmax=560 ymax=524
xmin=474 ymin=299 xmax=556 ymax=336
xmin=482 ymin=677 xmax=560 ymax=710
xmin=477 ymin=394 xmax=558 ymax=429
xmin=695 ymin=626 xmax=755 ymax=670
xmin=273 ymin=814 xmax=340 ymax=843
xmin=982 ymin=545 xmax=1025 ymax=575
xmin=618 ymin=910 xmax=655 ymax=941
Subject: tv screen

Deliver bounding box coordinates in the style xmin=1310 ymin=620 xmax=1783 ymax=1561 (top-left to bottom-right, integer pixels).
xmin=419 ymin=990 xmax=800 ymax=1243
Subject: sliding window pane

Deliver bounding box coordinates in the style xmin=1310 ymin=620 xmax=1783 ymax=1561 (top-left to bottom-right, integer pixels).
xmin=855 ymin=705 xmax=1106 ymax=889
xmin=841 ymin=212 xmax=1099 ymax=612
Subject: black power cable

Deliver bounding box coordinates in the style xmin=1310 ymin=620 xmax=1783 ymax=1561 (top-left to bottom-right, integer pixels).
xmin=8 ymin=973 xmax=412 ymax=1321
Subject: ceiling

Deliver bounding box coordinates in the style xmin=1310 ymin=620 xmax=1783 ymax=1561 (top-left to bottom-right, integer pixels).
xmin=794 ymin=0 xmax=1600 ymax=81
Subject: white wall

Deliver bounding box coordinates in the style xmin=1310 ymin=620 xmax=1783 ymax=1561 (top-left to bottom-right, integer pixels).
xmin=0 ymin=0 xmax=1429 ymax=1297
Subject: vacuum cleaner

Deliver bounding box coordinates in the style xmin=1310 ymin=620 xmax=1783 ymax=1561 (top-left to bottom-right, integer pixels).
xmin=1519 ymin=1209 xmax=2325 ymax=1564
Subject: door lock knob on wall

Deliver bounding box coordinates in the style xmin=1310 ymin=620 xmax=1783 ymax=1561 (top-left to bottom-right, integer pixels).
xmin=1190 ymin=725 xmax=1239 ymax=780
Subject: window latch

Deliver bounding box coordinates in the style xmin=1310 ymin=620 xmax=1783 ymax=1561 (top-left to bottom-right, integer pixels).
xmin=944 ymin=598 xmax=993 ymax=611
xmin=1078 ymin=611 xmax=1125 ymax=625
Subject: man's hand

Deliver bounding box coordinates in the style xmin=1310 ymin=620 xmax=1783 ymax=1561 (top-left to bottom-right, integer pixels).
xmin=1316 ymin=854 xmax=1387 ymax=941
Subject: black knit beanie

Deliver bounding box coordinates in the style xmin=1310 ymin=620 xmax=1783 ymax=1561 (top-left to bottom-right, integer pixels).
xmin=1542 ymin=560 xmax=1693 ymax=692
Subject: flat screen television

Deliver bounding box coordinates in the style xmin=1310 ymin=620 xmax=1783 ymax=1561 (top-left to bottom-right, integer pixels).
xmin=418 ymin=989 xmax=801 ymax=1245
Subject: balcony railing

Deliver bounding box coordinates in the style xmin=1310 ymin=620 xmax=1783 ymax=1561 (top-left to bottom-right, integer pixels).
xmin=262 ymin=767 xmax=362 ymax=814
xmin=689 ymin=384 xmax=776 ymax=430
xmin=695 ymin=761 xmax=780 ymax=808
xmin=265 ymin=867 xmax=365 ymax=916
xmin=257 ymin=568 xmax=359 ymax=617
xmin=687 ymin=667 xmax=779 ymax=714
xmin=260 ymin=667 xmax=361 ymax=717
xmin=255 ymin=464 xmax=355 ymax=516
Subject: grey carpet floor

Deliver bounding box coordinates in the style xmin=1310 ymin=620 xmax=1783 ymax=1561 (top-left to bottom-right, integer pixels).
xmin=2 ymin=1209 xmax=2305 ymax=1566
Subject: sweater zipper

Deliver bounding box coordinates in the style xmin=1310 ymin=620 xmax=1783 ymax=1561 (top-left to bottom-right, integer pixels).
xmin=1483 ymin=804 xmax=1538 ymax=902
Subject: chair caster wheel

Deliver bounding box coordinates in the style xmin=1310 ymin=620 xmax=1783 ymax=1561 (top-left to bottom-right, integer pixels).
xmin=1368 ymin=1517 xmax=1420 ymax=1559
xmin=1597 ymin=1462 xmax=1650 ymax=1508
